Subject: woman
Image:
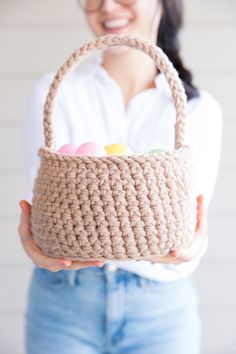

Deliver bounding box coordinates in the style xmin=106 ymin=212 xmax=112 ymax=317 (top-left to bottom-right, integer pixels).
xmin=18 ymin=0 xmax=223 ymax=353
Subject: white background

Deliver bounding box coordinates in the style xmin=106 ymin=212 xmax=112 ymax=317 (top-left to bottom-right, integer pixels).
xmin=0 ymin=0 xmax=235 ymax=353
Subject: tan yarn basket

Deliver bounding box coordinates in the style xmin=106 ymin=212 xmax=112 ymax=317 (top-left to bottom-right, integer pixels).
xmin=31 ymin=34 xmax=197 ymax=262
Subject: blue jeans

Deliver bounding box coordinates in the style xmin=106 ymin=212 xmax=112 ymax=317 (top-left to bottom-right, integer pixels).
xmin=25 ymin=263 xmax=202 ymax=354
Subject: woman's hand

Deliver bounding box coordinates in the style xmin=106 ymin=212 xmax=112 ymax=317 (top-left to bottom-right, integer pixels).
xmin=18 ymin=194 xmax=208 ymax=270
xmin=170 ymin=194 xmax=208 ymax=262
xmin=18 ymin=200 xmax=104 ymax=272
xmin=145 ymin=194 xmax=208 ymax=265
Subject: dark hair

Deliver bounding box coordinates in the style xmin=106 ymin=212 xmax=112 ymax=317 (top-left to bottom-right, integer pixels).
xmin=157 ymin=0 xmax=199 ymax=100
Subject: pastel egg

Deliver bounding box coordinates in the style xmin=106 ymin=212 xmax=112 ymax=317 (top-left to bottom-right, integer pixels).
xmin=105 ymin=144 xmax=133 ymax=156
xmin=57 ymin=144 xmax=77 ymax=156
xmin=149 ymin=148 xmax=166 ymax=155
xmin=75 ymin=142 xmax=106 ymax=157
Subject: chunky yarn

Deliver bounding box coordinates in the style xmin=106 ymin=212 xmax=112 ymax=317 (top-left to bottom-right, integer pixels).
xmin=31 ymin=34 xmax=197 ymax=261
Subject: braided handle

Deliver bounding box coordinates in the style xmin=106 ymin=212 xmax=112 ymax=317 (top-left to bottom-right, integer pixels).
xmin=43 ymin=34 xmax=187 ymax=150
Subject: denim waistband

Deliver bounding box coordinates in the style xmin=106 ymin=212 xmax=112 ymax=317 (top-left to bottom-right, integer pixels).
xmin=62 ymin=263 xmax=149 ymax=287
xmin=60 ymin=263 xmax=192 ymax=288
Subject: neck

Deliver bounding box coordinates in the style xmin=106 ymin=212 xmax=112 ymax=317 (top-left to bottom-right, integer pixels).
xmin=101 ymin=48 xmax=159 ymax=107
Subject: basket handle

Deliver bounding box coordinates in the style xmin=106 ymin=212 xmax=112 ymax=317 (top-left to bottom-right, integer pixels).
xmin=43 ymin=34 xmax=187 ymax=150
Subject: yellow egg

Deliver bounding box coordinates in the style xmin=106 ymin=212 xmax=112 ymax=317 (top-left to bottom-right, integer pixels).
xmin=105 ymin=144 xmax=133 ymax=156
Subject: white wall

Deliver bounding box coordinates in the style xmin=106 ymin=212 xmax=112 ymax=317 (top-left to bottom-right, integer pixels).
xmin=0 ymin=1 xmax=235 ymax=353
xmin=182 ymin=2 xmax=236 ymax=353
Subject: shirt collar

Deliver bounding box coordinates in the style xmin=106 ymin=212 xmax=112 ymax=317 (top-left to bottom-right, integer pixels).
xmin=74 ymin=51 xmax=171 ymax=97
xmin=93 ymin=53 xmax=163 ymax=88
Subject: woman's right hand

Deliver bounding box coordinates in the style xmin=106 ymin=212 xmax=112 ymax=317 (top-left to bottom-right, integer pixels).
xmin=18 ymin=200 xmax=104 ymax=272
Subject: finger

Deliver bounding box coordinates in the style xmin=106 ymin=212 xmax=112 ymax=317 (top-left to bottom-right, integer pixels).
xmin=170 ymin=235 xmax=204 ymax=262
xmin=65 ymin=261 xmax=105 ymax=270
xmin=145 ymin=254 xmax=182 ymax=265
xmin=198 ymin=195 xmax=208 ymax=235
xmin=196 ymin=195 xmax=203 ymax=232
xmin=19 ymin=199 xmax=31 ymax=214
xmin=18 ymin=201 xmax=32 ymax=243
xmin=170 ymin=194 xmax=207 ymax=261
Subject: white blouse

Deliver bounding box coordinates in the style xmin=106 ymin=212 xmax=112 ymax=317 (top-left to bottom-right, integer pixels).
xmin=21 ymin=53 xmax=223 ymax=282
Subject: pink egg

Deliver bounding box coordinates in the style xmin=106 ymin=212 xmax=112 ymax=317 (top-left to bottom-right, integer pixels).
xmin=75 ymin=142 xmax=106 ymax=157
xmin=57 ymin=144 xmax=77 ymax=156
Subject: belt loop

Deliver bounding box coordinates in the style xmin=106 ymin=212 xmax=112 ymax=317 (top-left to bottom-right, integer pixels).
xmin=138 ymin=276 xmax=146 ymax=287
xmin=67 ymin=270 xmax=77 ymax=287
xmin=104 ymin=262 xmax=117 ymax=282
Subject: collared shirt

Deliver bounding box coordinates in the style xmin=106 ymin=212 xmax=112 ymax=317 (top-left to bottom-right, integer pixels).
xmin=21 ymin=53 xmax=223 ymax=281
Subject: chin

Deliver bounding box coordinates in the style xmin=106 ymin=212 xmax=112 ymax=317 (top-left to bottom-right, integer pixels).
xmin=104 ymin=45 xmax=133 ymax=55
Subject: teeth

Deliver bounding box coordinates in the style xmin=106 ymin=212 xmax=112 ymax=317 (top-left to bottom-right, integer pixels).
xmin=103 ymin=18 xmax=129 ymax=29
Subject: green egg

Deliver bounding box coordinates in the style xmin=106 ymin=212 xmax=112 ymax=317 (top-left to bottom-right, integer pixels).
xmin=149 ymin=148 xmax=166 ymax=155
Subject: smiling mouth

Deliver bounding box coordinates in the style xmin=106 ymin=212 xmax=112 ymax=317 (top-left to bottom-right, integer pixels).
xmin=102 ymin=18 xmax=130 ymax=31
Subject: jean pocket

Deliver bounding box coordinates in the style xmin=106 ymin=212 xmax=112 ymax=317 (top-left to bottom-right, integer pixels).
xmin=33 ymin=267 xmax=66 ymax=289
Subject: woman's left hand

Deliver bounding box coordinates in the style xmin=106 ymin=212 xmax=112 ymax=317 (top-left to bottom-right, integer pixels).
xmin=145 ymin=194 xmax=208 ymax=265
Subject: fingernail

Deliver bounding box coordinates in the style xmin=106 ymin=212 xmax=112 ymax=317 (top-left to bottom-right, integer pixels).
xmin=59 ymin=262 xmax=71 ymax=267
xmin=172 ymin=251 xmax=179 ymax=258
xmin=19 ymin=201 xmax=27 ymax=212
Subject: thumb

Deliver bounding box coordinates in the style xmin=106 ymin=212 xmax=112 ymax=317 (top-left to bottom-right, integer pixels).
xmin=18 ymin=200 xmax=33 ymax=243
xmin=196 ymin=194 xmax=203 ymax=232
xmin=19 ymin=200 xmax=31 ymax=217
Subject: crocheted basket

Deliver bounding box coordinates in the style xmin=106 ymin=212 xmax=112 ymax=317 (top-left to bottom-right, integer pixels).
xmin=31 ymin=34 xmax=197 ymax=261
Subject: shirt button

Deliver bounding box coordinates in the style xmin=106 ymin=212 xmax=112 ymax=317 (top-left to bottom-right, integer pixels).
xmin=107 ymin=263 xmax=117 ymax=272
